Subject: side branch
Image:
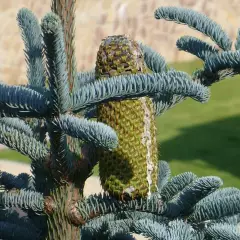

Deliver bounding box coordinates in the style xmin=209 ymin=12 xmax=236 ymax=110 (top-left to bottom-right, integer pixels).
xmin=72 ymin=71 xmax=210 ymax=112
xmin=0 ymin=83 xmax=50 ymax=116
xmin=68 ymin=194 xmax=164 ymax=226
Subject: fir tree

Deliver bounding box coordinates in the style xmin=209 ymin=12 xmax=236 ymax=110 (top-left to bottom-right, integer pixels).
xmin=0 ymin=2 xmax=240 ymax=240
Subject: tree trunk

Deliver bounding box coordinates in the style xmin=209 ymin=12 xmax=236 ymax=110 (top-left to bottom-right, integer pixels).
xmin=46 ymin=3 xmax=82 ymax=238
xmin=51 ymin=0 xmax=77 ymax=93
xmin=46 ymin=184 xmax=81 ymax=240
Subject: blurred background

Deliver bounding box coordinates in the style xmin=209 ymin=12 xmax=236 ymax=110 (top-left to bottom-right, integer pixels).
xmin=1 ymin=0 xmax=240 ymax=188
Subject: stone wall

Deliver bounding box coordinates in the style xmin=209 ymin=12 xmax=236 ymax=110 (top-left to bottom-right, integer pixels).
xmin=0 ymin=0 xmax=240 ymax=85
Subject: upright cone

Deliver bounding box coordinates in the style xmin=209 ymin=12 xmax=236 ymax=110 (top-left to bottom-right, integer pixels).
xmin=96 ymin=35 xmax=158 ymax=200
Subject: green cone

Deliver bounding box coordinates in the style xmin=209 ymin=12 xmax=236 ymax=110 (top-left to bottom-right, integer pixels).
xmin=96 ymin=35 xmax=158 ymax=200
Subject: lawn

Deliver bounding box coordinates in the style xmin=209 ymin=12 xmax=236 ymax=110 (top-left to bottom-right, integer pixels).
xmin=2 ymin=59 xmax=240 ymax=187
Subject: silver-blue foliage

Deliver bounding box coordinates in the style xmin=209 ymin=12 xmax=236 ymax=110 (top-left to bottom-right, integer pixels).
xmin=72 ymin=71 xmax=210 ymax=112
xmin=0 ymin=117 xmax=33 ymax=137
xmin=176 ymin=36 xmax=219 ymax=61
xmin=157 ymin=160 xmax=171 ymax=193
xmin=0 ymin=121 xmax=48 ymax=162
xmin=204 ymin=223 xmax=240 ymax=239
xmin=155 ymin=6 xmax=232 ymax=50
xmin=41 ymin=13 xmax=70 ymax=114
xmin=0 ymin=83 xmax=49 ymax=116
xmin=17 ymin=8 xmax=46 ymax=88
xmin=204 ymin=50 xmax=240 ymax=73
xmin=0 ymin=189 xmax=44 ymax=212
xmin=53 ymin=114 xmax=118 ymax=150
xmin=139 ymin=42 xmax=167 ymax=73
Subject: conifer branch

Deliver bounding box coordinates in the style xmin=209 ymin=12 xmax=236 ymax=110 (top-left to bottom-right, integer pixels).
xmin=17 ymin=8 xmax=46 ymax=88
xmin=165 ymin=219 xmax=199 ymax=239
xmin=164 ymin=177 xmax=223 ymax=218
xmin=152 ymin=94 xmax=186 ymax=116
xmin=53 ymin=114 xmax=118 ymax=150
xmin=81 ymin=212 xmax=168 ymax=239
xmin=0 ymin=86 xmax=50 ymax=118
xmin=155 ymin=6 xmax=232 ymax=50
xmin=204 ymin=223 xmax=240 ymax=239
xmin=72 ymin=70 xmax=95 ymax=91
xmin=157 ymin=161 xmax=171 ymax=192
xmin=41 ymin=12 xmax=73 ymax=179
xmin=152 ymin=50 xmax=240 ymax=116
xmin=133 ymin=219 xmax=198 ymax=239
xmin=47 ymin=122 xmax=69 ymax=180
xmin=160 ymin=172 xmax=197 ymax=202
xmin=212 ymin=214 xmax=240 ymax=226
xmin=176 ymin=36 xmax=219 ymax=61
xmin=133 ymin=218 xmax=167 ymax=239
xmin=0 ymin=221 xmax=40 ymax=240
xmin=0 ymin=103 xmax=38 ymax=118
xmin=0 ymin=117 xmax=33 ymax=137
xmin=0 ymin=122 xmax=49 ymax=163
xmin=81 ymin=214 xmax=132 ymax=239
xmin=0 ymin=172 xmax=31 ymax=190
xmin=188 ymin=193 xmax=240 ymax=223
xmin=193 ymin=68 xmax=238 ymax=87
xmin=0 ymin=189 xmax=44 ymax=212
xmin=108 ymin=220 xmax=133 ymax=238
xmin=41 ymin=12 xmax=70 ymax=115
xmin=0 ymin=208 xmax=39 ymax=231
xmin=139 ymin=42 xmax=167 ymax=72
xmin=75 ymin=193 xmax=164 ymax=225
xmin=204 ymin=50 xmax=240 ymax=74
xmin=0 ymin=83 xmax=50 ymax=116
xmin=195 ymin=187 xmax=240 ymax=207
xmin=72 ymin=71 xmax=210 ymax=112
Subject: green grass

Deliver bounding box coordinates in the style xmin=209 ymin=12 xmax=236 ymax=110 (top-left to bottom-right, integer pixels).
xmin=158 ymin=60 xmax=240 ymax=188
xmin=0 ymin=149 xmax=30 ymax=164
xmin=2 ymin=59 xmax=240 ymax=187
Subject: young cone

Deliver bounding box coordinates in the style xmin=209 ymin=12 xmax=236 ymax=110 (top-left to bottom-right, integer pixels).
xmin=96 ymin=35 xmax=158 ymax=200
